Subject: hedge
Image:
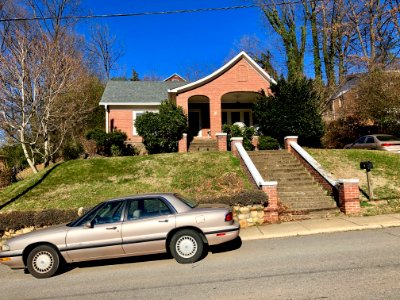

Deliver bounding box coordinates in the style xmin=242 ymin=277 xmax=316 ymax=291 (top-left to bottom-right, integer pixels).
xmin=0 ymin=209 xmax=79 ymax=232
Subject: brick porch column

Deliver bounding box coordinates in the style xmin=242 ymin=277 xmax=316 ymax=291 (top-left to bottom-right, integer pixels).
xmin=337 ymin=179 xmax=361 ymax=215
xmin=284 ymin=136 xmax=298 ymax=153
xmin=252 ymin=136 xmax=259 ymax=151
xmin=178 ymin=133 xmax=187 ymax=153
xmin=230 ymin=137 xmax=243 ymax=157
xmin=261 ymin=182 xmax=279 ymax=223
xmin=216 ymin=133 xmax=227 ymax=152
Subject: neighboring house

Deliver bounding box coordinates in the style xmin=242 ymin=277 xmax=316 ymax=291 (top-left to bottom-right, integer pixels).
xmin=323 ymin=75 xmax=361 ymax=122
xmin=99 ymin=51 xmax=276 ymax=147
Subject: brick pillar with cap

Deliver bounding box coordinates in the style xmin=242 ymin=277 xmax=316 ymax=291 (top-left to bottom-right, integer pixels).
xmin=178 ymin=133 xmax=187 ymax=153
xmin=337 ymin=179 xmax=361 ymax=215
xmin=216 ymin=133 xmax=227 ymax=152
xmin=284 ymin=136 xmax=298 ymax=153
xmin=231 ymin=137 xmax=243 ymax=157
xmin=261 ymin=182 xmax=279 ymax=223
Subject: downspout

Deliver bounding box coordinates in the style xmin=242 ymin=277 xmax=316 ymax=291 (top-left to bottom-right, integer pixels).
xmin=104 ymin=104 xmax=109 ymax=133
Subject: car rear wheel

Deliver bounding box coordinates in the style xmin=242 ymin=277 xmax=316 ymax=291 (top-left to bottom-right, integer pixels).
xmin=170 ymin=229 xmax=204 ymax=264
xmin=27 ymin=245 xmax=60 ymax=279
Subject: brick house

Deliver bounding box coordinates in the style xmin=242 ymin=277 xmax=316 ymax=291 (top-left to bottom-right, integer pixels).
xmin=99 ymin=51 xmax=276 ymax=149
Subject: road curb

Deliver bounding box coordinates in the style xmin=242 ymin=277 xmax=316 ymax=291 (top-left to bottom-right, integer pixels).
xmin=239 ymin=214 xmax=400 ymax=241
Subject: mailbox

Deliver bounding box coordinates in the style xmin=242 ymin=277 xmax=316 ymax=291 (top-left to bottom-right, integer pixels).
xmin=360 ymin=161 xmax=373 ymax=172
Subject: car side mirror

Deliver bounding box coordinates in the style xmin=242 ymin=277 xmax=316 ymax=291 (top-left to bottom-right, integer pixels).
xmin=84 ymin=221 xmax=94 ymax=228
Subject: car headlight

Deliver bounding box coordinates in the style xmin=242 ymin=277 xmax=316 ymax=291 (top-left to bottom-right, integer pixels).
xmin=1 ymin=244 xmax=10 ymax=251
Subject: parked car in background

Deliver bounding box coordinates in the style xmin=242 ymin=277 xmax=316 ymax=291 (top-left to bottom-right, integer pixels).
xmin=344 ymin=134 xmax=400 ymax=152
xmin=0 ymin=193 xmax=239 ymax=278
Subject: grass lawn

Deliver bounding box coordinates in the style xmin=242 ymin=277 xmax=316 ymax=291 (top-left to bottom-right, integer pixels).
xmin=0 ymin=152 xmax=254 ymax=212
xmin=307 ymin=149 xmax=400 ymax=214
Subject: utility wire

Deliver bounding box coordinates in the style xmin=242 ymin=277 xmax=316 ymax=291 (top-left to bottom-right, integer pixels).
xmin=0 ymin=1 xmax=309 ymax=23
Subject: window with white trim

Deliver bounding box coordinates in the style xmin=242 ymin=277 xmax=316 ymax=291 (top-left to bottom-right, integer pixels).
xmin=221 ymin=109 xmax=253 ymax=126
xmin=132 ymin=110 xmax=157 ymax=135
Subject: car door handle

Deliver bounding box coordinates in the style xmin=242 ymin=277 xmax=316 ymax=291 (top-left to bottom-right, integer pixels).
xmin=106 ymin=226 xmax=117 ymax=230
xmin=158 ymin=219 xmax=169 ymax=223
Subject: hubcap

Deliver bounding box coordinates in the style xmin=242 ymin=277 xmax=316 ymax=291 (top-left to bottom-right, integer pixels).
xmin=32 ymin=251 xmax=54 ymax=274
xmin=176 ymin=235 xmax=198 ymax=258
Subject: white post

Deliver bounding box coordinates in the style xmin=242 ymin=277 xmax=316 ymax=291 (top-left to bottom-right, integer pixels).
xmin=105 ymin=105 xmax=109 ymax=133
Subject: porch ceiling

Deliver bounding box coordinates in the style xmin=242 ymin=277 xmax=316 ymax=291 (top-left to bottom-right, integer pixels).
xmin=221 ymin=91 xmax=260 ymax=103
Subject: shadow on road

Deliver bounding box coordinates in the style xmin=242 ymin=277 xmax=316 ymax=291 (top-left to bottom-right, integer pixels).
xmin=55 ymin=237 xmax=242 ymax=276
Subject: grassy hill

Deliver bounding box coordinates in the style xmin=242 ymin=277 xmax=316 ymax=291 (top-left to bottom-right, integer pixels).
xmin=1 ymin=149 xmax=399 ymax=215
xmin=0 ymin=152 xmax=254 ymax=212
xmin=307 ymin=149 xmax=400 ymax=214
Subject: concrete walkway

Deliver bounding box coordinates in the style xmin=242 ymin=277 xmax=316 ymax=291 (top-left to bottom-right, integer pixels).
xmin=239 ymin=214 xmax=400 ymax=241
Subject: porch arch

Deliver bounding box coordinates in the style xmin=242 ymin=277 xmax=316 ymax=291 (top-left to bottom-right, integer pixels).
xmin=221 ymin=91 xmax=261 ymax=127
xmin=188 ymin=95 xmax=210 ymax=138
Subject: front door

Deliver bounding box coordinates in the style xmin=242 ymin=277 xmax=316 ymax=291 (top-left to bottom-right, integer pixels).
xmin=188 ymin=111 xmax=201 ymax=137
xmin=122 ymin=197 xmax=176 ymax=255
xmin=65 ymin=201 xmax=125 ymax=262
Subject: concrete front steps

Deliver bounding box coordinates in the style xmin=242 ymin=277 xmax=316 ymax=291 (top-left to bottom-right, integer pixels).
xmin=248 ymin=150 xmax=340 ymax=220
xmin=188 ymin=138 xmax=218 ymax=152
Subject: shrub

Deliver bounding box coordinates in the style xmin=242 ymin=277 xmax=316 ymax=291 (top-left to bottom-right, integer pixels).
xmin=0 ymin=168 xmax=16 ymax=188
xmin=85 ymin=129 xmax=130 ymax=156
xmin=322 ymin=116 xmax=379 ymax=148
xmin=0 ymin=144 xmax=28 ymax=172
xmin=223 ymin=124 xmax=255 ymax=151
xmin=62 ymin=142 xmax=84 ymax=161
xmin=110 ymin=145 xmax=122 ymax=157
xmin=253 ymin=78 xmax=324 ymax=147
xmin=258 ymin=136 xmax=280 ymax=150
xmin=135 ymin=100 xmax=188 ymax=154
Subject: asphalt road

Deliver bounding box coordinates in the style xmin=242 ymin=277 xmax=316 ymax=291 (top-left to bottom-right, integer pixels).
xmin=1 ymin=228 xmax=400 ymax=300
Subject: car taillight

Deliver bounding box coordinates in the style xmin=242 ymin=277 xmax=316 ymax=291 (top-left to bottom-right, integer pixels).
xmin=225 ymin=212 xmax=233 ymax=222
xmin=381 ymin=143 xmax=394 ymax=147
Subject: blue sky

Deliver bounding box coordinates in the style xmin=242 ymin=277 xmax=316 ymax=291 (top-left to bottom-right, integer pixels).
xmin=77 ymin=0 xmax=282 ymax=80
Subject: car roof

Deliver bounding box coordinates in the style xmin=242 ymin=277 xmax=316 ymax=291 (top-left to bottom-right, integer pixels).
xmin=105 ymin=193 xmax=177 ymax=202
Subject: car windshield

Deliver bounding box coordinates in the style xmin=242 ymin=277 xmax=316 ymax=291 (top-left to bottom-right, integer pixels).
xmin=67 ymin=202 xmax=104 ymax=227
xmin=174 ymin=194 xmax=198 ymax=208
xmin=376 ymin=135 xmax=400 ymax=141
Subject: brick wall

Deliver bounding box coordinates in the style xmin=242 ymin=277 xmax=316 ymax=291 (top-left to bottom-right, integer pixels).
xmin=176 ymin=58 xmax=272 ymax=138
xmin=108 ymin=105 xmax=157 ymax=142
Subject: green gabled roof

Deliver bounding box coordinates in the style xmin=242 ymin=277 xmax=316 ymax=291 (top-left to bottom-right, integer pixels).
xmin=100 ymin=81 xmax=189 ymax=105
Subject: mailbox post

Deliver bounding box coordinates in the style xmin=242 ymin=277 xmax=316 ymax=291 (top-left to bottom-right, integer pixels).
xmin=360 ymin=161 xmax=374 ymax=200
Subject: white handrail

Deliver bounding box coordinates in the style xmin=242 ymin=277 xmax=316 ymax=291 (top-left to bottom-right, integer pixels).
xmin=235 ymin=142 xmax=277 ymax=187
xmin=289 ymin=142 xmax=337 ymax=187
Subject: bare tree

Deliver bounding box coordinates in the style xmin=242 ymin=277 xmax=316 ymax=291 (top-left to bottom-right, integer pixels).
xmin=25 ymin=0 xmax=80 ymax=40
xmin=356 ymin=71 xmax=400 ymax=131
xmin=346 ymin=0 xmax=399 ymax=71
xmin=87 ymin=24 xmax=124 ymax=81
xmin=0 ymin=25 xmax=41 ymax=172
xmin=259 ymin=0 xmax=307 ymax=81
xmin=0 ymin=22 xmax=89 ymax=171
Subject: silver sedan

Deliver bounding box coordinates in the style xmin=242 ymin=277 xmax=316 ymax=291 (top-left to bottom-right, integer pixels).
xmin=0 ymin=193 xmax=239 ymax=278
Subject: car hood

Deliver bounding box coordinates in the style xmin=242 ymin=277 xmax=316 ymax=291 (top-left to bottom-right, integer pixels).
xmin=6 ymin=224 xmax=69 ymax=249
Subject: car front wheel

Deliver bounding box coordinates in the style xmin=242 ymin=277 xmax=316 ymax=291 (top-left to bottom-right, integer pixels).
xmin=170 ymin=229 xmax=204 ymax=264
xmin=27 ymin=245 xmax=60 ymax=279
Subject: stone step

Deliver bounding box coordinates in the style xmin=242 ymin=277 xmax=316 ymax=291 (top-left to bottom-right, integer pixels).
xmin=280 ymin=208 xmax=341 ymax=221
xmin=263 ymin=178 xmax=317 ymax=185
xmin=282 ymin=202 xmax=337 ymax=211
xmin=247 ymin=149 xmax=338 ymax=217
xmin=278 ymin=185 xmax=326 ymax=192
xmin=188 ymin=139 xmax=218 ymax=152
xmin=259 ymin=170 xmax=312 ymax=178
xmin=279 ymin=190 xmax=331 ymax=197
